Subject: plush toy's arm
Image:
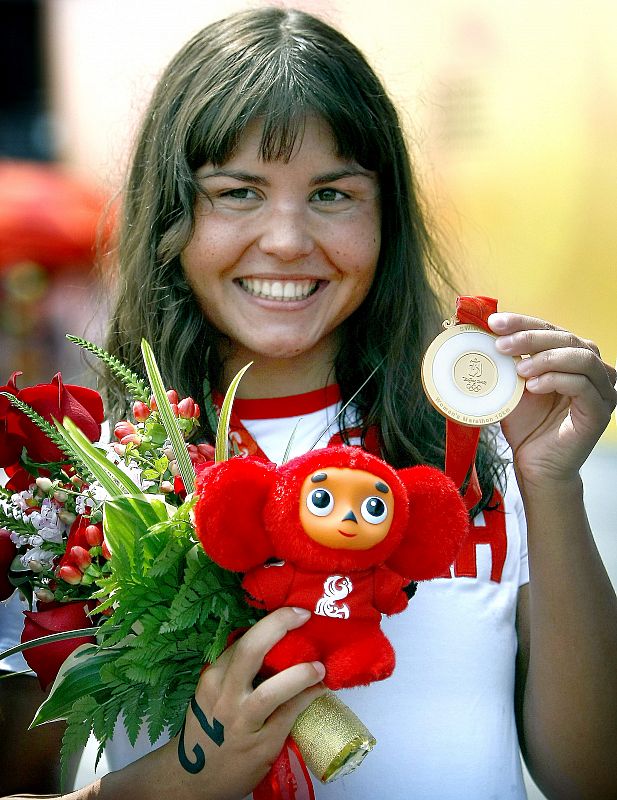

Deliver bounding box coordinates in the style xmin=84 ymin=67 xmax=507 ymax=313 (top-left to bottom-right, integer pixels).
xmin=193 ymin=457 xmax=277 ymax=572
xmin=373 ymin=565 xmax=409 ymax=615
xmin=388 ymin=465 xmax=469 ymax=581
xmin=242 ymin=562 xmax=296 ymax=611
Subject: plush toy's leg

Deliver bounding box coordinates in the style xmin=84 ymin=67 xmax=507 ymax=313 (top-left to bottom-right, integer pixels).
xmin=324 ymin=626 xmax=395 ymax=689
xmin=262 ymin=628 xmax=320 ymax=676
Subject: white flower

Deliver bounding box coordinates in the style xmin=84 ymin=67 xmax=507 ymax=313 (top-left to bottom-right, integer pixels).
xmin=21 ymin=547 xmax=55 ymax=571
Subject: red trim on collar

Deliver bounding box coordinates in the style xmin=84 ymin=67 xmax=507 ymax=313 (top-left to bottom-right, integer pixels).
xmin=221 ymin=384 xmax=341 ymax=420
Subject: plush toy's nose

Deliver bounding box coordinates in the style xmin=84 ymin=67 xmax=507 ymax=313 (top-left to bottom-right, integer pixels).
xmin=341 ymin=509 xmax=357 ymax=523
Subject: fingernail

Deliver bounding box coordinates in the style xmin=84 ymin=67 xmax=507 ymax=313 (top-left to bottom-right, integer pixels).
xmin=526 ymin=377 xmax=539 ymax=388
xmin=516 ymin=359 xmax=533 ymax=375
xmin=291 ymin=607 xmax=311 ymax=619
xmin=488 ymin=313 xmax=508 ymax=331
xmin=311 ymin=661 xmax=326 ymax=680
xmin=495 ymin=335 xmax=514 ymax=352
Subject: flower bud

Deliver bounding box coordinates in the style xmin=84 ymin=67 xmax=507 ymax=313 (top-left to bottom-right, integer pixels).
xmin=58 ymin=509 xmax=77 ymax=525
xmin=160 ymin=480 xmax=174 ymax=494
xmin=166 ymin=389 xmax=179 ymax=405
xmin=114 ymin=420 xmax=137 ymax=441
xmin=170 ymin=403 xmax=179 ymax=416
xmin=85 ymin=524 xmax=104 ymax=547
xmin=177 ymin=397 xmax=195 ymax=419
xmin=101 ymin=539 xmax=112 ymax=560
xmin=34 ymin=588 xmax=55 ymax=603
xmin=28 ymin=559 xmax=45 ymax=573
xmin=70 ymin=475 xmax=85 ymax=488
xmin=193 ymin=403 xmax=201 ymax=419
xmin=53 ymin=489 xmax=68 ymax=503
xmin=132 ymin=400 xmax=151 ymax=422
xmin=35 ymin=477 xmax=53 ymax=493
xmin=70 ymin=545 xmax=92 ymax=570
xmin=163 ymin=446 xmax=175 ymax=460
xmin=58 ymin=564 xmax=82 ymax=584
xmin=113 ymin=443 xmax=127 ymax=456
xmin=120 ymin=433 xmax=142 ymax=446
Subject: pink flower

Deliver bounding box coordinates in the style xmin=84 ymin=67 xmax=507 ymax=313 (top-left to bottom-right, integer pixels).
xmin=114 ymin=420 xmax=137 ymax=441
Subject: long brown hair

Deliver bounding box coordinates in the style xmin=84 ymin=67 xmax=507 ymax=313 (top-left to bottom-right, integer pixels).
xmin=104 ymin=7 xmax=503 ymax=509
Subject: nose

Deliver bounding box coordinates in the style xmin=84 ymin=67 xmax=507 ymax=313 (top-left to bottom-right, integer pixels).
xmin=342 ymin=510 xmax=357 ymax=523
xmin=257 ymin=205 xmax=314 ymax=262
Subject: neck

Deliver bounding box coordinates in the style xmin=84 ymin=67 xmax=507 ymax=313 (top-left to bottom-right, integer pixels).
xmin=219 ymin=342 xmax=339 ymax=400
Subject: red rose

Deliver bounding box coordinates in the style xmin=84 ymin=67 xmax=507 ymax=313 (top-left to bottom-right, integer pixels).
xmin=0 ymin=372 xmax=104 ymax=466
xmin=0 ymin=373 xmax=24 ymax=466
xmin=21 ymin=600 xmax=96 ymax=690
xmin=0 ymin=529 xmax=17 ymax=601
xmin=3 ymin=463 xmax=36 ymax=493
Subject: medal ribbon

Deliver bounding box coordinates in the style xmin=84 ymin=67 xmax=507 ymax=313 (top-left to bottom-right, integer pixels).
xmin=445 ymin=296 xmax=498 ymax=510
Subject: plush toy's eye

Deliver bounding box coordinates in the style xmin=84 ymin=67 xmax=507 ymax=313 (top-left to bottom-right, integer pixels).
xmin=360 ymin=496 xmax=388 ymax=524
xmin=306 ymin=488 xmax=334 ymax=517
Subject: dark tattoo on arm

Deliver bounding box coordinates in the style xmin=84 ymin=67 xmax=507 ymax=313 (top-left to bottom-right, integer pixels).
xmin=177 ymin=698 xmax=225 ymax=774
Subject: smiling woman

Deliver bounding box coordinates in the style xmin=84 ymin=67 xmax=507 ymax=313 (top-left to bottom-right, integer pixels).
xmin=181 ymin=116 xmax=381 ymax=391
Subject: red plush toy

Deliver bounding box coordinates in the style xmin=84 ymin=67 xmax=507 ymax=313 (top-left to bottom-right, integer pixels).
xmin=194 ymin=446 xmax=469 ymax=690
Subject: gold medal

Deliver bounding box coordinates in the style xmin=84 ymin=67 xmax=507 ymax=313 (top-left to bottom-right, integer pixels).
xmin=422 ymin=323 xmax=525 ymax=427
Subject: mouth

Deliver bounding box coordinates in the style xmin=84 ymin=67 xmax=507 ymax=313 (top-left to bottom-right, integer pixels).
xmin=338 ymin=530 xmax=357 ymax=538
xmin=236 ymin=277 xmax=321 ymax=302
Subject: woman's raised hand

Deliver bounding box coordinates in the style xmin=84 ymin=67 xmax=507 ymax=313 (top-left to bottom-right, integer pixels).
xmin=488 ymin=312 xmax=617 ymax=488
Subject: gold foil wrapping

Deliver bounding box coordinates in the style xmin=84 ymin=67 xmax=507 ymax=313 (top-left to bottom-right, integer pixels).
xmin=291 ymin=690 xmax=376 ymax=782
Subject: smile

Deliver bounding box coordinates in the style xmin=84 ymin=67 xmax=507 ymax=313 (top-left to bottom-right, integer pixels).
xmin=338 ymin=530 xmax=357 ymax=538
xmin=237 ymin=278 xmax=320 ymax=302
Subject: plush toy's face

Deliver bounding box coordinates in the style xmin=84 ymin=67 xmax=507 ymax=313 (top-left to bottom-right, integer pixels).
xmin=299 ymin=467 xmax=394 ymax=551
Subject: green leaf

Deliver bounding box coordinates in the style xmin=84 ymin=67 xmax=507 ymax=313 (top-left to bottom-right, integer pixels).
xmin=32 ymin=645 xmax=119 ymax=726
xmin=67 ymin=334 xmax=150 ymax=402
xmin=0 ymin=627 xmax=107 ymax=662
xmin=215 ymin=362 xmax=253 ymax=463
xmin=141 ymin=339 xmax=195 ymax=494
xmin=103 ymin=495 xmax=170 ymax=565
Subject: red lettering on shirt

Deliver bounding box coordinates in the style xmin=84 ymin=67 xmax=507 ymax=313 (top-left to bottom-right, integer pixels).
xmin=439 ymin=490 xmax=507 ymax=583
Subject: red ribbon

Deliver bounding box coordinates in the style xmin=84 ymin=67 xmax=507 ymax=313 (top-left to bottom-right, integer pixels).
xmin=253 ymin=737 xmax=315 ymax=800
xmin=444 ymin=296 xmax=498 ymax=510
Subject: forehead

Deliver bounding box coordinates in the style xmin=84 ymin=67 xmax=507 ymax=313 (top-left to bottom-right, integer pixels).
xmin=219 ymin=115 xmax=341 ymax=166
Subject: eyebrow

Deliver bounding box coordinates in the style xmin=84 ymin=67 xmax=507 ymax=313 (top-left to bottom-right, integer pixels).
xmin=197 ymin=168 xmax=375 ymax=186
xmin=375 ymin=481 xmax=389 ymax=493
xmin=311 ymin=472 xmax=328 ymax=483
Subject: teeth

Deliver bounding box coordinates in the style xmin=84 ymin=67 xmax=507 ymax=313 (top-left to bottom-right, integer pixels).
xmin=239 ymin=278 xmax=319 ymax=301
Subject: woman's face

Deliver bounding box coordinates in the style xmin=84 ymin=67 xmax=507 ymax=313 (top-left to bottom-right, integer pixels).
xmin=181 ymin=116 xmax=381 ymax=372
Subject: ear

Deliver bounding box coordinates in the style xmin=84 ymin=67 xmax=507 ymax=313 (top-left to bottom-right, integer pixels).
xmin=193 ymin=457 xmax=277 ymax=571
xmin=387 ymin=465 xmax=469 ymax=581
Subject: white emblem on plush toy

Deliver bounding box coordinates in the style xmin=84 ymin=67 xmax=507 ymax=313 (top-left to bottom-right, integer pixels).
xmin=315 ymin=575 xmax=353 ymax=619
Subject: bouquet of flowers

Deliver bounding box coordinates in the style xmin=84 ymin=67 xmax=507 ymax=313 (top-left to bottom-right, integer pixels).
xmin=0 ymin=337 xmax=261 ymax=775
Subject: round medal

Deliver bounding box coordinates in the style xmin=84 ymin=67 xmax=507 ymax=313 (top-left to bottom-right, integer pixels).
xmin=422 ymin=323 xmax=525 ymax=426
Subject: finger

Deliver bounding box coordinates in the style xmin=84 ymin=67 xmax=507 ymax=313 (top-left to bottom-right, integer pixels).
xmin=488 ymin=311 xmax=564 ymax=336
xmin=262 ymin=682 xmax=327 ymax=743
xmin=224 ymin=607 xmax=312 ymax=694
xmin=244 ymin=660 xmax=326 ymax=730
xmin=494 ymin=327 xmax=590 ymax=358
xmin=522 ymin=372 xmax=616 ymax=424
xmin=515 ymin=347 xmax=617 ymax=405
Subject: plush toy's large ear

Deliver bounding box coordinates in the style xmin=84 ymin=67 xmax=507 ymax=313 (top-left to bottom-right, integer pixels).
xmin=193 ymin=457 xmax=277 ymax=572
xmin=387 ymin=465 xmax=469 ymax=581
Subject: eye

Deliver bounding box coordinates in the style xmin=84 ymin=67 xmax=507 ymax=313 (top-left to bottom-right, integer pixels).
xmin=311 ymin=187 xmax=348 ymax=203
xmin=306 ymin=488 xmax=334 ymax=517
xmin=360 ymin=496 xmax=388 ymax=524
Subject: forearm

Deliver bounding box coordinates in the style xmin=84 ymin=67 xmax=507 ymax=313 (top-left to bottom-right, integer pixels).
xmin=519 ymin=475 xmax=617 ymax=798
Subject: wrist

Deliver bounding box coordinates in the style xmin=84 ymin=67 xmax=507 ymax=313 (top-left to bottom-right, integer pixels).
xmin=515 ymin=468 xmax=584 ymax=505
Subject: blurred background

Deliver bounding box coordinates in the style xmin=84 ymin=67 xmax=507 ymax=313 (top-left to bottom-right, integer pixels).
xmin=1 ymin=1 xmax=615 ymax=797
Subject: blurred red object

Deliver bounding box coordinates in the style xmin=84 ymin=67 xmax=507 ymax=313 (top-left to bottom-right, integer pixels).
xmin=0 ymin=160 xmax=109 ymax=274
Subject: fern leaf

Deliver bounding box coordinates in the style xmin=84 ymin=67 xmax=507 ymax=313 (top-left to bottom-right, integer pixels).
xmin=67 ymin=335 xmax=150 ymax=402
